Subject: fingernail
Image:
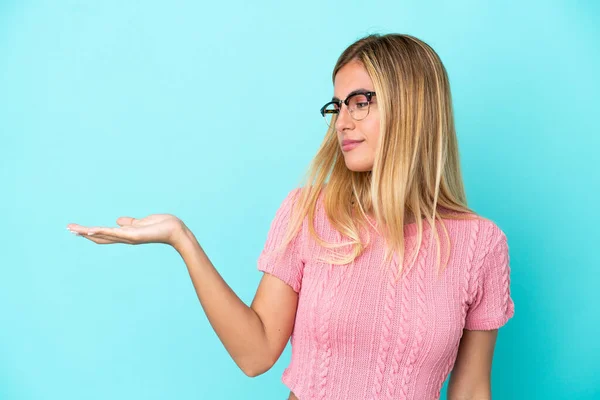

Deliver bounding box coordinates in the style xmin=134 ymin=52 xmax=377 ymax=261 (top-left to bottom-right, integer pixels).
xmin=87 ymin=232 xmax=95 ymax=236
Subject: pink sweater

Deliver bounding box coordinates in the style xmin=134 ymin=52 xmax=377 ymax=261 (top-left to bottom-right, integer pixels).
xmin=257 ymin=188 xmax=515 ymax=400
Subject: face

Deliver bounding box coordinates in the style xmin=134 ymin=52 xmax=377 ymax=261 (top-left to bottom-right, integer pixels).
xmin=332 ymin=60 xmax=380 ymax=172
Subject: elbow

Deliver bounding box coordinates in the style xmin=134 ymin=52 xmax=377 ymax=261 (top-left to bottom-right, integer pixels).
xmin=242 ymin=367 xmax=266 ymax=378
xmin=239 ymin=355 xmax=276 ymax=378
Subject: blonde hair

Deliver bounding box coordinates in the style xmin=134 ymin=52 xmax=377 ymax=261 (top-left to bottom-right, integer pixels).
xmin=276 ymin=33 xmax=479 ymax=279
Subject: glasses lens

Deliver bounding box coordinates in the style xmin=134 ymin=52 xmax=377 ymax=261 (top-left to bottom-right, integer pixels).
xmin=323 ymin=103 xmax=339 ymax=127
xmin=348 ymin=94 xmax=370 ymax=121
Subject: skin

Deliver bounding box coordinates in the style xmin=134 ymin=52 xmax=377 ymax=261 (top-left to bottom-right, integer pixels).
xmin=333 ymin=59 xmax=380 ymax=172
xmin=447 ymin=329 xmax=498 ymax=399
xmin=67 ymin=216 xmax=299 ymax=380
xmin=332 ymin=61 xmax=498 ymax=399
xmin=66 ymin=61 xmax=498 ymax=400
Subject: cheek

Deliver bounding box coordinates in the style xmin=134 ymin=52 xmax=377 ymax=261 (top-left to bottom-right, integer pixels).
xmin=363 ymin=119 xmax=380 ymax=147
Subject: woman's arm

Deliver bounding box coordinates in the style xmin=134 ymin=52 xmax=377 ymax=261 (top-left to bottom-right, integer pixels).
xmin=174 ymin=226 xmax=299 ymax=377
xmin=68 ymin=214 xmax=298 ymax=378
xmin=447 ymin=329 xmax=498 ymax=400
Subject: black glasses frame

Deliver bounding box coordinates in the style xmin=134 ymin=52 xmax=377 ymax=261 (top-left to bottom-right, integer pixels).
xmin=319 ymin=90 xmax=377 ymax=121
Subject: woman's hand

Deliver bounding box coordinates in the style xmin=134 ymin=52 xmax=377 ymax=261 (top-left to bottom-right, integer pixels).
xmin=67 ymin=214 xmax=187 ymax=247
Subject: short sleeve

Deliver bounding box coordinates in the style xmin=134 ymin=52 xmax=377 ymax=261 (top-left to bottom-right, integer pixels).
xmin=257 ymin=188 xmax=306 ymax=293
xmin=465 ymin=229 xmax=515 ymax=330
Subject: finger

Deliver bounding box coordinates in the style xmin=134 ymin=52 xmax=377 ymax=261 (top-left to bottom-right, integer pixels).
xmin=79 ymin=233 xmax=136 ymax=245
xmin=116 ymin=217 xmax=136 ymax=227
xmin=86 ymin=227 xmax=139 ymax=242
xmin=67 ymin=223 xmax=90 ymax=234
xmin=67 ymin=224 xmax=115 ymax=236
xmin=67 ymin=225 xmax=99 ymax=237
xmin=68 ymin=225 xmax=134 ymax=243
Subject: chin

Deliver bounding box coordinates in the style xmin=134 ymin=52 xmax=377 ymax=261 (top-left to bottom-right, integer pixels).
xmin=344 ymin=158 xmax=374 ymax=172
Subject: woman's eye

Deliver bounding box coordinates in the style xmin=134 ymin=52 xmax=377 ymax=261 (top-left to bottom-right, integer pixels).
xmin=356 ymin=102 xmax=368 ymax=108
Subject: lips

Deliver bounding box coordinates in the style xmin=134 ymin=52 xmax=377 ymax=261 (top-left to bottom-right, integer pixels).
xmin=341 ymin=139 xmax=364 ymax=152
xmin=342 ymin=139 xmax=364 ymax=146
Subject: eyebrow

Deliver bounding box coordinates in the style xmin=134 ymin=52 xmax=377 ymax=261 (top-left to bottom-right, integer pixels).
xmin=332 ymin=88 xmax=372 ymax=102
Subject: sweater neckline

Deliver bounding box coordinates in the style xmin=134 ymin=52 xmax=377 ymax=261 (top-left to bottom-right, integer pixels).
xmin=364 ymin=214 xmax=431 ymax=238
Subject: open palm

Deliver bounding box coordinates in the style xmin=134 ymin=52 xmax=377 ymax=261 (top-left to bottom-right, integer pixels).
xmin=67 ymin=214 xmax=185 ymax=246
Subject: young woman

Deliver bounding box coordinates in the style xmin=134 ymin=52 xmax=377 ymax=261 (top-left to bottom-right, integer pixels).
xmin=67 ymin=33 xmax=515 ymax=400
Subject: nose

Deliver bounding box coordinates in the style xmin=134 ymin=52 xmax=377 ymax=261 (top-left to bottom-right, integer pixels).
xmin=334 ymin=103 xmax=355 ymax=132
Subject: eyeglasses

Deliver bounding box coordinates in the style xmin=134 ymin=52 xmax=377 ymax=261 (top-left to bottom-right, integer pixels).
xmin=319 ymin=90 xmax=376 ymax=127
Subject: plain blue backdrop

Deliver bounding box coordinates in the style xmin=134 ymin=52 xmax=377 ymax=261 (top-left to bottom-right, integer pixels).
xmin=1 ymin=1 xmax=598 ymax=399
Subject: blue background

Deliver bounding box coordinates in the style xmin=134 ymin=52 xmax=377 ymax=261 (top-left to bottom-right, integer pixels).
xmin=1 ymin=1 xmax=598 ymax=399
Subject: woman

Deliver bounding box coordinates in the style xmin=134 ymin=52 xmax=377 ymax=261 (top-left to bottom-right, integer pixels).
xmin=67 ymin=33 xmax=515 ymax=400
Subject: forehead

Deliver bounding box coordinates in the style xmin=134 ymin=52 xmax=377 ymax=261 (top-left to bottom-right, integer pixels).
xmin=333 ymin=61 xmax=374 ymax=99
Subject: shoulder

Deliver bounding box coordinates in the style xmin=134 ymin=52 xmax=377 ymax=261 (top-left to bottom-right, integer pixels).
xmin=458 ymin=216 xmax=510 ymax=284
xmin=439 ymin=214 xmax=508 ymax=271
xmin=284 ymin=184 xmax=341 ymax=242
xmin=272 ymin=185 xmax=328 ymax=234
xmin=471 ymin=216 xmax=507 ymax=254
xmin=281 ymin=186 xmax=303 ymax=205
xmin=280 ymin=185 xmax=326 ymax=207
xmin=443 ymin=212 xmax=506 ymax=248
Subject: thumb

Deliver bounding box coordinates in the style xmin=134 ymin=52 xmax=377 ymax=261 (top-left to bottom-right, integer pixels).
xmin=116 ymin=216 xmax=136 ymax=227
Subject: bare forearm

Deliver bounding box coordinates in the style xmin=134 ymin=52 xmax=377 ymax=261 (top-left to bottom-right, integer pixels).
xmin=447 ymin=388 xmax=491 ymax=400
xmin=447 ymin=377 xmax=491 ymax=399
xmin=447 ymin=396 xmax=491 ymax=400
xmin=172 ymin=226 xmax=270 ymax=376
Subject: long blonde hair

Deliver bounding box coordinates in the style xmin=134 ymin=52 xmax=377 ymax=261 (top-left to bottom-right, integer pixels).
xmin=276 ymin=33 xmax=478 ymax=279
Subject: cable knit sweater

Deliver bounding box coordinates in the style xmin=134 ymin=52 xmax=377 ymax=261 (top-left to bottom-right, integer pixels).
xmin=257 ymin=188 xmax=515 ymax=400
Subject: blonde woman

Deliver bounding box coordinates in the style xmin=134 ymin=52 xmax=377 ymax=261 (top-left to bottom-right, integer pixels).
xmin=68 ymin=33 xmax=515 ymax=400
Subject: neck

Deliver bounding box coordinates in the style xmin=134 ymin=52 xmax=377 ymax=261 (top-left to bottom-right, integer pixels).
xmin=363 ymin=210 xmax=417 ymax=225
